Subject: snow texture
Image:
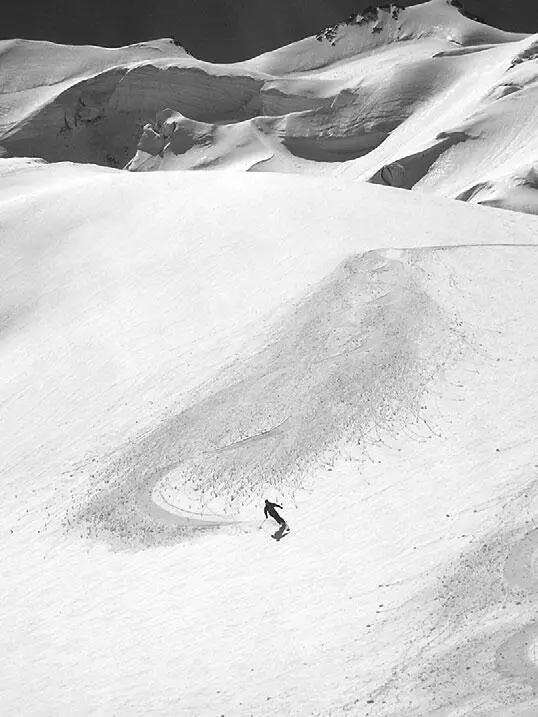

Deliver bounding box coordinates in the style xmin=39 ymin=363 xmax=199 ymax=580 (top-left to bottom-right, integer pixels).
xmin=3 ymin=2 xmax=538 ymax=716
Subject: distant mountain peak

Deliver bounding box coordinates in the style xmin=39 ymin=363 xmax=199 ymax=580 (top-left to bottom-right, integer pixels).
xmin=316 ymin=3 xmax=406 ymax=44
xmin=448 ymin=0 xmax=487 ymax=24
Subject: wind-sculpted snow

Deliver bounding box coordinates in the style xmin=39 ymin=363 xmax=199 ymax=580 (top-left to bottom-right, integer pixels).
xmin=0 ymin=38 xmax=190 ymax=140
xmin=127 ymin=110 xmax=274 ymax=171
xmin=69 ymin=250 xmax=466 ymax=548
xmin=1 ymin=1 xmax=537 ymax=212
xmin=1 ymin=64 xmax=265 ymax=167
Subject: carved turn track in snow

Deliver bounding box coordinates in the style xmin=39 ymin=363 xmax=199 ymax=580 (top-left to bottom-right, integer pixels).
xmin=70 ymin=248 xmax=467 ymax=548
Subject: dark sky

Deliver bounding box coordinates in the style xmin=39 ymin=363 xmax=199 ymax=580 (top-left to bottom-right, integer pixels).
xmin=2 ymin=1 xmax=537 ymax=62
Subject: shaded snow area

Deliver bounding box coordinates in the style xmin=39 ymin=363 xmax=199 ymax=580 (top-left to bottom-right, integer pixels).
xmin=3 ymin=2 xmax=538 ymax=717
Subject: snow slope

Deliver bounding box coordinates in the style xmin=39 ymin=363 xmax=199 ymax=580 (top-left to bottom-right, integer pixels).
xmin=1 ymin=1 xmax=537 ymax=213
xmin=3 ymin=2 xmax=538 ymax=716
xmin=2 ymin=159 xmax=538 ymax=716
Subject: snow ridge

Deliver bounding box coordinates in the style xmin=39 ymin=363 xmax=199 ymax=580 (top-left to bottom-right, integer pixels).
xmin=1 ymin=1 xmax=536 ymax=212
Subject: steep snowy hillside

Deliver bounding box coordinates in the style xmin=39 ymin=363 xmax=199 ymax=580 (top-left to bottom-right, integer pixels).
xmin=2 ymin=159 xmax=538 ymax=716
xmin=1 ymin=1 xmax=537 ymax=214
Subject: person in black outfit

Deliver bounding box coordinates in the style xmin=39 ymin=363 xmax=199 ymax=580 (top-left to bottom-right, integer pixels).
xmin=264 ymin=499 xmax=287 ymax=528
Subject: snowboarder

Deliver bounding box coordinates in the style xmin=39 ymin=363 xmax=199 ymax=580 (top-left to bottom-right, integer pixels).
xmin=264 ymin=499 xmax=287 ymax=529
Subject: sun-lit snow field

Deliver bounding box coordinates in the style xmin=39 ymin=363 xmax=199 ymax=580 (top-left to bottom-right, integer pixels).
xmin=2 ymin=1 xmax=538 ymax=716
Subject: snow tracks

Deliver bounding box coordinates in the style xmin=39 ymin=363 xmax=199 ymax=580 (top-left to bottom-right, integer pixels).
xmin=497 ymin=527 xmax=538 ymax=695
xmin=69 ymin=249 xmax=466 ymax=548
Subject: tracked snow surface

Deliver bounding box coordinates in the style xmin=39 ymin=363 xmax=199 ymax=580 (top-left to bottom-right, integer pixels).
xmin=2 ymin=2 xmax=538 ymax=716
